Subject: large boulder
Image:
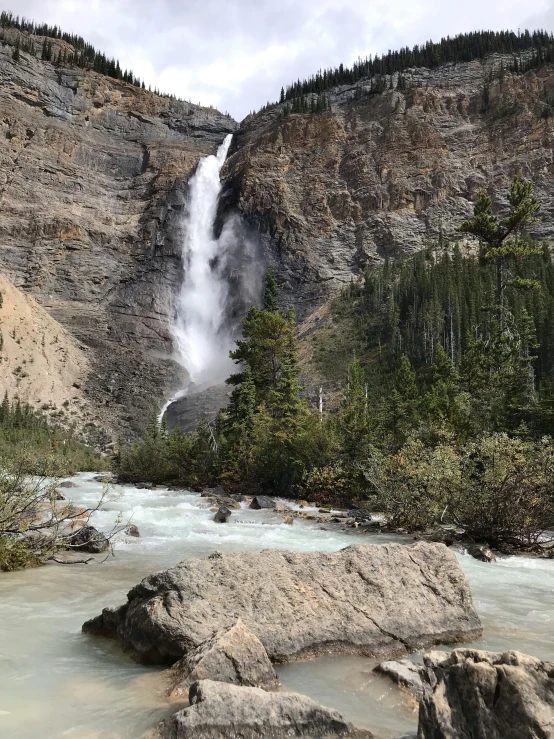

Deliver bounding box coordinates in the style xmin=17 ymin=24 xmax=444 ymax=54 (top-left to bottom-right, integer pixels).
xmin=82 ymin=543 xmax=482 ymax=664
xmin=148 ymin=680 xmax=373 ymax=738
xmin=418 ymin=649 xmax=554 ymax=739
xmin=70 ymin=525 xmax=109 ymax=553
xmin=167 ymin=620 xmax=278 ymax=699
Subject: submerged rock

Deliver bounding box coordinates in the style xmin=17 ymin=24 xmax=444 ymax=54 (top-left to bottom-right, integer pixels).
xmin=70 ymin=525 xmax=109 ymax=553
xmin=249 ymin=495 xmax=276 ymax=510
xmin=58 ymin=480 xmax=78 ymax=488
xmin=149 ymin=680 xmax=373 ymax=738
xmin=82 ymin=542 xmax=482 ymax=664
xmin=419 ymin=649 xmax=554 ymax=739
xmin=168 ymin=620 xmax=278 ymax=699
xmin=213 ymin=506 xmax=232 ymax=523
xmin=374 ymin=659 xmax=436 ymax=700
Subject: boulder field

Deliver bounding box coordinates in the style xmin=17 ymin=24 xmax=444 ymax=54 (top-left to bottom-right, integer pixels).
xmin=83 ymin=542 xmax=482 ymax=664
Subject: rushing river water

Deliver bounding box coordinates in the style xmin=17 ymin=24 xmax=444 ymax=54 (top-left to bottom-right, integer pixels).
xmin=1 ymin=473 xmax=553 ymax=738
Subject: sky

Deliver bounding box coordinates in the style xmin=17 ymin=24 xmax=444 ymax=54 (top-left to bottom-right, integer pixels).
xmin=7 ymin=0 xmax=554 ymax=120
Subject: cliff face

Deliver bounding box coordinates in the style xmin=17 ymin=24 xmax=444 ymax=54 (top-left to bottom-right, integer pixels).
xmin=2 ymin=33 xmax=554 ymax=437
xmin=223 ymin=56 xmax=554 ymax=318
xmin=0 ymin=31 xmax=236 ymax=437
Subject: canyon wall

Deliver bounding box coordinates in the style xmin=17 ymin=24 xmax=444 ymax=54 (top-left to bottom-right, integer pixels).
xmin=223 ymin=55 xmax=554 ymax=317
xmin=0 ymin=30 xmax=235 ymax=437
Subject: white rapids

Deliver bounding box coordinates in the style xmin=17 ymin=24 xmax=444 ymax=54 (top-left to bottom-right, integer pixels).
xmin=0 ymin=474 xmax=553 ymax=738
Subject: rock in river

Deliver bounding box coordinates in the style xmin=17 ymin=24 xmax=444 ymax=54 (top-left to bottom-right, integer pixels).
xmin=82 ymin=543 xmax=482 ymax=664
xmin=148 ymin=680 xmax=373 ymax=738
xmin=249 ymin=495 xmax=276 ymax=510
xmin=374 ymin=659 xmax=436 ymax=700
xmin=70 ymin=525 xmax=109 ymax=554
xmin=418 ymin=649 xmax=554 ymax=739
xmin=167 ymin=620 xmax=278 ymax=699
xmin=213 ymin=506 xmax=232 ymax=523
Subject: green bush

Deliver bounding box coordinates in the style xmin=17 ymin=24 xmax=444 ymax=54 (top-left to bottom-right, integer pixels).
xmin=366 ymin=433 xmax=554 ymax=547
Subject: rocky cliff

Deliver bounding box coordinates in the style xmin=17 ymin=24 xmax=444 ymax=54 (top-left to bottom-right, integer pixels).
xmin=2 ymin=29 xmax=554 ymax=437
xmin=223 ymin=55 xmax=554 ymax=317
xmin=0 ymin=29 xmax=235 ymax=438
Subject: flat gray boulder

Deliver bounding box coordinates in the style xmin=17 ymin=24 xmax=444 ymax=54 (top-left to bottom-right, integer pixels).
xmin=167 ymin=620 xmax=278 ymax=699
xmin=418 ymin=649 xmax=554 ymax=739
xmin=83 ymin=543 xmax=482 ymax=664
xmin=148 ymin=680 xmax=373 ymax=738
xmin=374 ymin=659 xmax=436 ymax=700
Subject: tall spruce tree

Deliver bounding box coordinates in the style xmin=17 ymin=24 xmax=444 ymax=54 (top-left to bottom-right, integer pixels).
xmin=459 ymin=177 xmax=541 ymax=326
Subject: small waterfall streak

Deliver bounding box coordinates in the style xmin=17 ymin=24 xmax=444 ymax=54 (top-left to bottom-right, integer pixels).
xmin=165 ymin=135 xmax=233 ymax=415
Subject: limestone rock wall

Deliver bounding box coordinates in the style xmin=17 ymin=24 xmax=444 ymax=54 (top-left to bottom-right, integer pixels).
xmin=223 ymin=56 xmax=554 ymax=317
xmin=0 ymin=33 xmax=236 ymax=436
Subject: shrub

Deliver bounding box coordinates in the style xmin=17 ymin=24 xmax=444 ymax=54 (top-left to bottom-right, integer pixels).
xmin=366 ymin=433 xmax=554 ymax=548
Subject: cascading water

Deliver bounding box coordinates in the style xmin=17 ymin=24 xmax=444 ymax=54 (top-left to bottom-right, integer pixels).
xmin=162 ymin=135 xmax=235 ymax=421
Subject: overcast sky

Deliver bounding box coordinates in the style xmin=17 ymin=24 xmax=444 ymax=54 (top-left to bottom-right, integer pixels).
xmin=8 ymin=0 xmax=554 ymax=119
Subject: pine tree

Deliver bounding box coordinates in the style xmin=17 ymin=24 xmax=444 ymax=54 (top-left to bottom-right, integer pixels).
xmin=263 ymin=265 xmax=279 ymax=313
xmin=339 ymin=359 xmax=370 ymax=460
xmin=459 ymin=177 xmax=541 ymax=325
xmin=12 ymin=38 xmax=20 ymax=62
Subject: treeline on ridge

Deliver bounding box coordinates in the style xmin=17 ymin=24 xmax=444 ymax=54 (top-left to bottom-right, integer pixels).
xmin=0 ymin=10 xmax=166 ymax=95
xmin=280 ymin=29 xmax=554 ymax=103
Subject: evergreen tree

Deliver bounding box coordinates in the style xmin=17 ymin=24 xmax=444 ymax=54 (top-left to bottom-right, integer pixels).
xmin=339 ymin=359 xmax=370 ymax=460
xmin=459 ymin=177 xmax=541 ymax=325
xmin=386 ymin=355 xmax=420 ymax=447
xmin=263 ymin=264 xmax=279 ymax=313
xmin=12 ymin=38 xmax=20 ymax=62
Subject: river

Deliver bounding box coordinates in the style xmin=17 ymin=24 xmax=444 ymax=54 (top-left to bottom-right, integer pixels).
xmin=1 ymin=473 xmax=553 ymax=738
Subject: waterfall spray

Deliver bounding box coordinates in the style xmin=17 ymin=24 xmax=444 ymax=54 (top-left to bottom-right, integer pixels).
xmin=161 ymin=135 xmax=234 ymax=421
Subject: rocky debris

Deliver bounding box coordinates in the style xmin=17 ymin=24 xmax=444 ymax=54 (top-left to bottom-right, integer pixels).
xmin=213 ymin=506 xmax=232 ymax=524
xmin=249 ymin=496 xmax=276 ymax=510
xmin=82 ymin=542 xmax=482 ymax=664
xmin=283 ymin=516 xmax=294 ymax=525
xmin=167 ymin=620 xmax=278 ymax=699
xmin=466 ymin=544 xmax=497 ymax=562
xmin=58 ymin=481 xmax=78 ymax=488
xmin=418 ymin=649 xmax=554 ymax=739
xmin=125 ymin=525 xmax=140 ymax=537
xmin=201 ymin=486 xmax=228 ymax=498
xmin=148 ymin=680 xmax=373 ymax=738
xmin=374 ymin=659 xmax=436 ymax=700
xmin=202 ymin=487 xmax=241 ymax=510
xmin=69 ymin=525 xmax=109 ymax=554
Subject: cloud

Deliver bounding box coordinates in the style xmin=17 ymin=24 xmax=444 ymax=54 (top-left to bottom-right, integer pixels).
xmin=7 ymin=0 xmax=552 ymax=119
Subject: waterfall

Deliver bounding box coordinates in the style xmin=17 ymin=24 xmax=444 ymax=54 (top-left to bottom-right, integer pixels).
xmin=160 ymin=133 xmax=263 ymax=424
xmin=160 ymin=135 xmax=236 ymax=421
xmin=172 ymin=134 xmax=233 ymax=383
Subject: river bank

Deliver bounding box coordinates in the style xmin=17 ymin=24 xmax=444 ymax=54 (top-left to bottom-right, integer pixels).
xmin=1 ymin=472 xmax=553 ymax=738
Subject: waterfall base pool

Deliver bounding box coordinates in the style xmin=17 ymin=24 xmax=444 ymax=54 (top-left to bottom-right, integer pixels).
xmin=1 ymin=473 xmax=553 ymax=738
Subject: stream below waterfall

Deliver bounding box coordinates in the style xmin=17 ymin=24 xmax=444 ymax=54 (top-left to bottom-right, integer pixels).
xmin=1 ymin=473 xmax=553 ymax=738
